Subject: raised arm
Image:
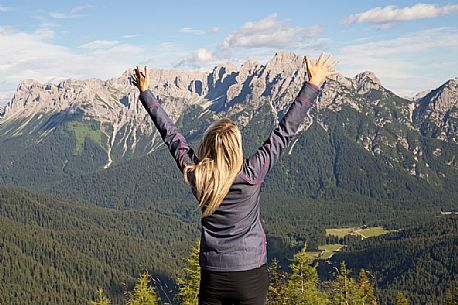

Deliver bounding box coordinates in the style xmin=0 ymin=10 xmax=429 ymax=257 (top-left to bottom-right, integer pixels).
xmin=243 ymin=53 xmax=338 ymax=183
xmin=131 ymin=66 xmax=199 ymax=172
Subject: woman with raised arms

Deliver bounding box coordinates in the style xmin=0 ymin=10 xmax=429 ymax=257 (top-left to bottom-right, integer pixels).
xmin=130 ymin=52 xmax=338 ymax=305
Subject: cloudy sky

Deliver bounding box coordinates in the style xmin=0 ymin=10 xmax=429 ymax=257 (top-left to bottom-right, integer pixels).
xmin=0 ymin=0 xmax=457 ymax=105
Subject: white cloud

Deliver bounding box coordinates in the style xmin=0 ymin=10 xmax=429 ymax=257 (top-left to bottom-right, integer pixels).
xmin=220 ymin=14 xmax=320 ymax=49
xmin=343 ymin=3 xmax=458 ymax=25
xmin=179 ymin=27 xmax=205 ymax=35
xmin=193 ymin=48 xmax=213 ymax=62
xmin=175 ymin=48 xmax=214 ymax=68
xmin=121 ymin=34 xmax=139 ymax=39
xmin=177 ymin=14 xmax=322 ymax=68
xmin=49 ymin=4 xmax=92 ymax=19
xmin=0 ymin=26 xmax=146 ymax=106
xmin=0 ymin=4 xmax=9 ymax=12
xmin=79 ymin=40 xmax=120 ymax=49
xmin=0 ymin=90 xmax=14 ymax=106
xmin=49 ymin=12 xmax=81 ymax=19
xmin=179 ymin=26 xmax=220 ymax=35
xmin=160 ymin=41 xmax=176 ymax=49
xmin=337 ymin=27 xmax=458 ymax=96
xmin=34 ymin=23 xmax=56 ymax=39
xmin=70 ymin=4 xmax=92 ymax=14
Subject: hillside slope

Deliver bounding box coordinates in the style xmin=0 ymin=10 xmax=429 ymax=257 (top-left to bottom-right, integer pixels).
xmin=0 ymin=187 xmax=199 ymax=305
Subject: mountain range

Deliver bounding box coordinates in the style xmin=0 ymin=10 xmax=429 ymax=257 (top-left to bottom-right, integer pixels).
xmin=0 ymin=51 xmax=457 ymax=305
xmin=0 ymin=51 xmax=456 ymax=208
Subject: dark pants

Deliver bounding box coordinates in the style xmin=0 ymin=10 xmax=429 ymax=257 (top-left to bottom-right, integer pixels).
xmin=199 ymin=264 xmax=269 ymax=305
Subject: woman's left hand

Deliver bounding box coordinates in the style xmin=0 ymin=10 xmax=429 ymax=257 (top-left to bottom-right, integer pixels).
xmin=306 ymin=52 xmax=338 ymax=87
xmin=130 ymin=66 xmax=149 ymax=93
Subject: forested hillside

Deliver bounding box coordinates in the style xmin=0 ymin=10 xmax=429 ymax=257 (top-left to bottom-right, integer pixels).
xmin=322 ymin=215 xmax=458 ymax=304
xmin=1 ymin=186 xmax=456 ymax=304
xmin=87 ymin=217 xmax=458 ymax=305
xmin=0 ymin=187 xmax=198 ymax=305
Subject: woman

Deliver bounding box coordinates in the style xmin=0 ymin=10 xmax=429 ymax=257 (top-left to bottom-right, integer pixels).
xmin=130 ymin=52 xmax=338 ymax=305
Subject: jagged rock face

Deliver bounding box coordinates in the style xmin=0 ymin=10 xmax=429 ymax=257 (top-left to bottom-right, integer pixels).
xmin=413 ymin=78 xmax=458 ymax=142
xmin=0 ymin=51 xmax=456 ymax=180
xmin=417 ymin=78 xmax=457 ymax=113
xmin=353 ymin=71 xmax=381 ymax=94
xmin=414 ymin=90 xmax=431 ymax=101
xmin=0 ymin=51 xmax=308 ymax=122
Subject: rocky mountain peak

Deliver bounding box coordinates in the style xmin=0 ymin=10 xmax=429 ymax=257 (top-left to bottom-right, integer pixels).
xmin=413 ymin=90 xmax=431 ymax=101
xmin=270 ymin=50 xmax=302 ymax=62
xmin=353 ymin=71 xmax=381 ymax=94
xmin=413 ymin=77 xmax=458 ymax=142
xmin=417 ymin=77 xmax=458 ymax=113
xmin=17 ymin=79 xmax=42 ymax=91
xmin=265 ymin=51 xmax=304 ymax=75
xmin=1 ymin=53 xmax=456 ymax=149
xmin=234 ymin=59 xmax=260 ymax=83
xmin=209 ymin=64 xmax=238 ymax=87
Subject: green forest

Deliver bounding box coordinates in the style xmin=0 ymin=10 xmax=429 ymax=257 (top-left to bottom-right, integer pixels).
xmin=90 ymin=235 xmax=458 ymax=305
xmin=0 ymin=187 xmax=197 ymax=305
xmin=1 ymin=186 xmax=456 ymax=304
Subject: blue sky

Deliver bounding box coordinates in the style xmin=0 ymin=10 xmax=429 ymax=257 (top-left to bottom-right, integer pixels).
xmin=1 ymin=0 xmax=457 ymax=105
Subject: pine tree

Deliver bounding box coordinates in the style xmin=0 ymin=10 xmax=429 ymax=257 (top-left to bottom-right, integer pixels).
xmin=177 ymin=241 xmax=201 ymax=305
xmin=127 ymin=273 xmax=160 ymax=305
xmin=395 ymin=292 xmax=409 ymax=305
xmin=357 ymin=269 xmax=377 ymax=305
xmin=89 ymin=288 xmax=111 ymax=305
xmin=267 ymin=258 xmax=286 ymax=305
xmin=284 ymin=245 xmax=329 ymax=305
xmin=330 ymin=261 xmax=365 ymax=305
xmin=445 ymin=286 xmax=458 ymax=305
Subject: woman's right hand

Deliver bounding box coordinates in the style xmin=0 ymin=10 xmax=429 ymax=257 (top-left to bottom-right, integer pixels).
xmin=130 ymin=66 xmax=150 ymax=93
xmin=306 ymin=52 xmax=338 ymax=87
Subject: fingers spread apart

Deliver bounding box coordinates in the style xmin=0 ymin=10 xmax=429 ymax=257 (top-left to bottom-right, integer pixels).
xmin=323 ymin=54 xmax=333 ymax=67
xmin=317 ymin=52 xmax=325 ymax=65
xmin=129 ymin=70 xmax=138 ymax=85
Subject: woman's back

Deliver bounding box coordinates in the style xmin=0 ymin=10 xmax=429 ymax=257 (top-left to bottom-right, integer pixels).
xmin=200 ymin=80 xmax=321 ymax=272
xmin=200 ymin=163 xmax=266 ymax=272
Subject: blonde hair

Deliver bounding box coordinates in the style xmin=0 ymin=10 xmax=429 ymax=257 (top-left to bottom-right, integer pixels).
xmin=184 ymin=118 xmax=243 ymax=217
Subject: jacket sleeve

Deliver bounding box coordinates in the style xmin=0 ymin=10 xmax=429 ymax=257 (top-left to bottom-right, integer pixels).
xmin=242 ymin=82 xmax=321 ymax=184
xmin=139 ymin=89 xmax=199 ymax=172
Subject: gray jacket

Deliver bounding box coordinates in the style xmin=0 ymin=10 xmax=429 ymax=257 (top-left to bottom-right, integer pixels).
xmin=140 ymin=82 xmax=321 ymax=271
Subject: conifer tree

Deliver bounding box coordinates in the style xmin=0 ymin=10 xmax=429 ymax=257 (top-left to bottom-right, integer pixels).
xmin=177 ymin=242 xmax=201 ymax=305
xmin=284 ymin=245 xmax=329 ymax=305
xmin=330 ymin=261 xmax=363 ymax=305
xmin=395 ymin=292 xmax=409 ymax=305
xmin=357 ymin=269 xmax=377 ymax=305
xmin=89 ymin=288 xmax=111 ymax=305
xmin=267 ymin=258 xmax=286 ymax=305
xmin=445 ymin=286 xmax=458 ymax=305
xmin=127 ymin=273 xmax=160 ymax=305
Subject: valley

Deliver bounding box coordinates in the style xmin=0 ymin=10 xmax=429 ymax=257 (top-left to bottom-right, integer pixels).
xmin=0 ymin=51 xmax=456 ymax=304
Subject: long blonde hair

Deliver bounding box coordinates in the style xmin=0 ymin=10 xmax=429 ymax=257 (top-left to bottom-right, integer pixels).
xmin=184 ymin=118 xmax=243 ymax=217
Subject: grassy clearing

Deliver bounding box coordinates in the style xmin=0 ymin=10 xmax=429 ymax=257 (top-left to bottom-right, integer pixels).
xmin=359 ymin=226 xmax=398 ymax=238
xmin=307 ymin=244 xmax=344 ymax=260
xmin=306 ymin=227 xmax=398 ymax=261
xmin=65 ymin=120 xmax=105 ymax=155
xmin=318 ymin=244 xmax=344 ymax=259
xmin=325 ymin=227 xmax=355 ymax=238
xmin=326 ymin=226 xmax=397 ymax=239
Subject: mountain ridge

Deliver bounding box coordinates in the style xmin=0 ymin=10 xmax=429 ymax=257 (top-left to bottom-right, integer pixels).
xmin=2 ymin=51 xmax=454 ymax=122
xmin=0 ymin=51 xmax=456 ymax=207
